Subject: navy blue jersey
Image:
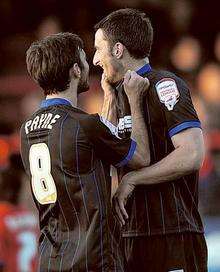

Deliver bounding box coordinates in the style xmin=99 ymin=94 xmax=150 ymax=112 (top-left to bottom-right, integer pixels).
xmin=20 ymin=98 xmax=136 ymax=272
xmin=115 ymin=64 xmax=204 ymax=237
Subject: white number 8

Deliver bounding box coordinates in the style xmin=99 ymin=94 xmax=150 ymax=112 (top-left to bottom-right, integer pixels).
xmin=29 ymin=143 xmax=57 ymax=205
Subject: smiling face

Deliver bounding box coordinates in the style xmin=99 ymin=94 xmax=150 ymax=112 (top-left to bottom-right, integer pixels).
xmin=93 ymin=29 xmax=124 ymax=84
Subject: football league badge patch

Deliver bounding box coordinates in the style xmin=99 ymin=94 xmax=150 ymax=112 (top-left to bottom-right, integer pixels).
xmin=156 ymin=78 xmax=180 ymax=111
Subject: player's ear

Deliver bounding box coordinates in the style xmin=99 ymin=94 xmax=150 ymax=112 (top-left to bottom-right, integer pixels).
xmin=70 ymin=63 xmax=81 ymax=79
xmin=112 ymin=42 xmax=124 ymax=59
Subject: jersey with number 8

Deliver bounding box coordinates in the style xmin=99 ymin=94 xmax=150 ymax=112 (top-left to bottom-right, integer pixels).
xmin=29 ymin=143 xmax=57 ymax=205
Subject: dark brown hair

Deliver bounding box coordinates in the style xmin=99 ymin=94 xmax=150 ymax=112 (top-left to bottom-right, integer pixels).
xmin=26 ymin=32 xmax=84 ymax=95
xmin=95 ymin=8 xmax=153 ymax=59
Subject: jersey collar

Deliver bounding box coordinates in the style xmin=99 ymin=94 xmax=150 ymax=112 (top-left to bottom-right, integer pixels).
xmin=40 ymin=98 xmax=72 ymax=108
xmin=136 ymin=63 xmax=152 ymax=76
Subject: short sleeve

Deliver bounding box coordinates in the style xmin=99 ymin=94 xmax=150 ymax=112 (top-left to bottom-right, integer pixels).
xmin=79 ymin=114 xmax=136 ymax=167
xmin=154 ymin=77 xmax=201 ymax=138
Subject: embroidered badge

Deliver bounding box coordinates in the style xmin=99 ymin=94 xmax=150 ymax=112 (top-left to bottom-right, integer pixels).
xmin=156 ymin=78 xmax=180 ymax=111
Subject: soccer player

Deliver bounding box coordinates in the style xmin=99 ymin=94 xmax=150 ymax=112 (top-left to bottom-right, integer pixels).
xmin=93 ymin=8 xmax=208 ymax=272
xmin=20 ymin=32 xmax=150 ymax=271
xmin=0 ymin=154 xmax=38 ymax=272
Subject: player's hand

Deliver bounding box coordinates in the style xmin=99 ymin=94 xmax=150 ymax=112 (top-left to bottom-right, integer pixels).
xmin=123 ymin=70 xmax=149 ymax=99
xmin=101 ymin=73 xmax=115 ymax=97
xmin=112 ymin=172 xmax=136 ymax=226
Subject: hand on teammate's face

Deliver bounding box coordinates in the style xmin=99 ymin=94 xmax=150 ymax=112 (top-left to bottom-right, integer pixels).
xmin=112 ymin=173 xmax=136 ymax=226
xmin=123 ymin=70 xmax=150 ymax=98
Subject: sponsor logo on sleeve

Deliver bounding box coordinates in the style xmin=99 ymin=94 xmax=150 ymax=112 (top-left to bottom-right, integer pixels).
xmin=155 ymin=78 xmax=180 ymax=111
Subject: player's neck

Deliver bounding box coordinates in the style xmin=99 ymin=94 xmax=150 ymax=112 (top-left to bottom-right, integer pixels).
xmin=123 ymin=57 xmax=149 ymax=73
xmin=46 ymin=90 xmax=77 ymax=107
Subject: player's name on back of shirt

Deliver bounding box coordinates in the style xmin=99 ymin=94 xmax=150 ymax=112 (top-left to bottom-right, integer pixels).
xmin=5 ymin=213 xmax=37 ymax=230
xmin=25 ymin=112 xmax=61 ymax=134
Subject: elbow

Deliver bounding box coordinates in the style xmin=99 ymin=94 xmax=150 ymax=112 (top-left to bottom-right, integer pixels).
xmin=127 ymin=151 xmax=150 ymax=169
xmin=134 ymin=153 xmax=150 ymax=168
xmin=140 ymin=157 xmax=150 ymax=168
xmin=189 ymin=146 xmax=205 ymax=171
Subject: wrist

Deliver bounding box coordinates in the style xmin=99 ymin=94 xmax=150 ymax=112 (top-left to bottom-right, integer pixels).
xmin=123 ymin=171 xmax=137 ymax=186
xmin=104 ymin=92 xmax=116 ymax=100
xmin=127 ymin=94 xmax=143 ymax=104
xmin=129 ymin=98 xmax=143 ymax=112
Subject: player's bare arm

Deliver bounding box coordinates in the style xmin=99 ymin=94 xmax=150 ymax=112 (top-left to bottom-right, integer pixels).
xmin=101 ymin=70 xmax=151 ymax=169
xmin=100 ymin=73 xmax=117 ymax=126
xmin=116 ymin=128 xmax=204 ymax=208
xmin=123 ymin=71 xmax=151 ymax=169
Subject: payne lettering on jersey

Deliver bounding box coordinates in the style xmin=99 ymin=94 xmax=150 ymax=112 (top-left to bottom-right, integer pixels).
xmin=25 ymin=113 xmax=61 ymax=134
xmin=156 ymin=78 xmax=180 ymax=111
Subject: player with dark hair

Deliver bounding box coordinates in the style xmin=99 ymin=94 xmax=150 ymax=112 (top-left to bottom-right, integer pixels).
xmin=26 ymin=33 xmax=88 ymax=95
xmin=94 ymin=8 xmax=208 ymax=272
xmin=21 ymin=32 xmax=150 ymax=271
xmin=0 ymin=154 xmax=38 ymax=272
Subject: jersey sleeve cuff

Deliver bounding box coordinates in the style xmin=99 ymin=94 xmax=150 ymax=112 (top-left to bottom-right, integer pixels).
xmin=168 ymin=120 xmax=202 ymax=138
xmin=115 ymin=140 xmax=137 ymax=167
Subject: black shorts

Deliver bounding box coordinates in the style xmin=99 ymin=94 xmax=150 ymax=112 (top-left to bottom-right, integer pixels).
xmin=123 ymin=232 xmax=208 ymax=272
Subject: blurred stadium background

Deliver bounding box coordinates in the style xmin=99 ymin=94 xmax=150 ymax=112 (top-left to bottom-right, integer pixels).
xmin=0 ymin=0 xmax=219 ymax=270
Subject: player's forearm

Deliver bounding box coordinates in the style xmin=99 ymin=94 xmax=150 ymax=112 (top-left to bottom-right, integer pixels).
xmin=128 ymin=96 xmax=150 ymax=168
xmin=126 ymin=143 xmax=204 ymax=185
xmin=101 ymin=94 xmax=117 ymax=126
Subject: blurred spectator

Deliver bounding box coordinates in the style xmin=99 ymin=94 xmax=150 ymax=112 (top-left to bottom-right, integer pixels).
xmin=170 ymin=36 xmax=201 ymax=72
xmin=36 ymin=16 xmax=61 ymax=39
xmin=197 ymin=63 xmax=220 ymax=103
xmin=0 ymin=154 xmax=39 ymax=272
xmin=197 ymin=63 xmax=220 ymax=129
xmin=169 ymin=0 xmax=194 ymax=33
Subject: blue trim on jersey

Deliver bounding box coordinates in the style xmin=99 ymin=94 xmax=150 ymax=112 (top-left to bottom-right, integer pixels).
xmin=115 ymin=140 xmax=137 ymax=167
xmin=169 ymin=121 xmax=201 ymax=138
xmin=40 ymin=98 xmax=72 ymax=108
xmin=136 ymin=63 xmax=152 ymax=76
